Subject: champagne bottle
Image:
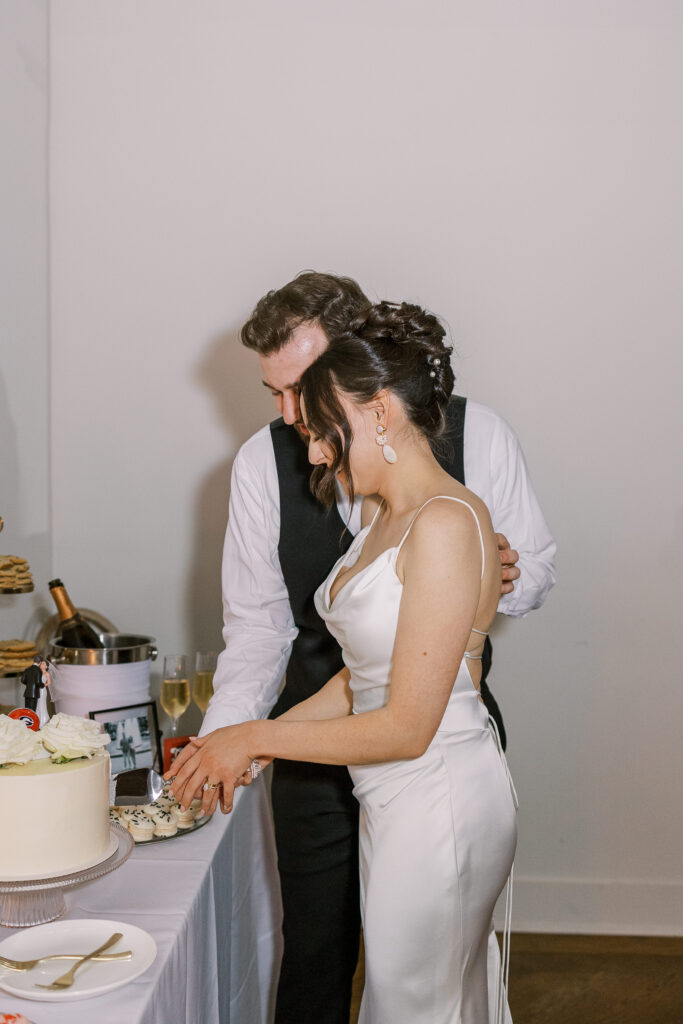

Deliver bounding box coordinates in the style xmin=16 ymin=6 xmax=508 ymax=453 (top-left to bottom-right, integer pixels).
xmin=48 ymin=578 xmax=104 ymax=648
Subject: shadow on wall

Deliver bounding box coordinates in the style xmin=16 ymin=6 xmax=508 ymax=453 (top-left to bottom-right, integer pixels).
xmin=0 ymin=372 xmax=22 ymax=529
xmin=183 ymin=326 xmax=276 ymax=660
xmin=0 ymin=373 xmax=52 ymax=699
xmin=0 ymin=371 xmax=22 ymax=670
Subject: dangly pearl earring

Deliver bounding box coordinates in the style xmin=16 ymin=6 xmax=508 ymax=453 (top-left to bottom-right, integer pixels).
xmin=375 ymin=424 xmax=397 ymax=464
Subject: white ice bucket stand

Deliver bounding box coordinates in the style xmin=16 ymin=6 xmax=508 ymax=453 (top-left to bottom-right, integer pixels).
xmin=46 ymin=633 xmax=157 ymax=718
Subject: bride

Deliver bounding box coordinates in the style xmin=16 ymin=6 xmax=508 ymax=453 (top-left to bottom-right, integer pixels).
xmin=169 ymin=301 xmax=518 ymax=1023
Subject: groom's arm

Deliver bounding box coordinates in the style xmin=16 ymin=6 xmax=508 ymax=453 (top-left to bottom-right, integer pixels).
xmin=465 ymin=402 xmax=556 ymax=617
xmin=200 ymin=430 xmax=298 ymax=736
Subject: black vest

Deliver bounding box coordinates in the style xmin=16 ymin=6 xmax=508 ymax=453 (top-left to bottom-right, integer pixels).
xmin=270 ymin=396 xmax=470 ymax=717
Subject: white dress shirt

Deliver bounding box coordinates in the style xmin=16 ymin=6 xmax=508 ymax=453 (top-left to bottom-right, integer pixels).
xmin=200 ymin=400 xmax=556 ymax=734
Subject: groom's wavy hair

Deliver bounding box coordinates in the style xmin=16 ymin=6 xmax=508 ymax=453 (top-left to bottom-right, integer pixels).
xmin=300 ymin=301 xmax=455 ymax=508
xmin=241 ymin=271 xmax=370 ymax=353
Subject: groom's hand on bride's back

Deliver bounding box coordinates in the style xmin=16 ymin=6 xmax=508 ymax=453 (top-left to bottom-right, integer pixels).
xmin=496 ymin=533 xmax=521 ymax=595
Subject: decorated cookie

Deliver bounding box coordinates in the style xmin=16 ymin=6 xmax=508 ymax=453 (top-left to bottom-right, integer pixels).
xmin=152 ymin=809 xmax=178 ymax=837
xmin=190 ymin=798 xmax=205 ymax=821
xmin=135 ymin=803 xmax=159 ymax=819
xmin=125 ymin=809 xmax=156 ymax=841
xmin=175 ymin=806 xmax=196 ymax=829
xmin=143 ymin=803 xmax=179 ymax=825
xmin=155 ymin=793 xmax=178 ymax=811
xmin=119 ymin=806 xmax=142 ymax=823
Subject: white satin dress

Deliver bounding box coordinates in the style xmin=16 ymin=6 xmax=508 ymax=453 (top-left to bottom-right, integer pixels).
xmin=314 ymin=497 xmax=518 ymax=1024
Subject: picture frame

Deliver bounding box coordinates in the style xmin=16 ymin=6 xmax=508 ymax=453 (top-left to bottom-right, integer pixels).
xmin=89 ymin=701 xmax=162 ymax=774
xmin=162 ymin=734 xmax=194 ymax=774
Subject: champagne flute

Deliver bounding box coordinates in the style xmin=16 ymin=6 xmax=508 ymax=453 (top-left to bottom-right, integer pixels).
xmin=193 ymin=652 xmax=217 ymax=715
xmin=160 ymin=655 xmax=191 ymax=736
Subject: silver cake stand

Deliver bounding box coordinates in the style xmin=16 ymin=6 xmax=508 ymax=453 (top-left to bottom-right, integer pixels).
xmin=0 ymin=823 xmax=134 ymax=928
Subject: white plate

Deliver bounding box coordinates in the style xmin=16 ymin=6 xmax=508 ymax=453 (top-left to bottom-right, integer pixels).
xmin=0 ymin=919 xmax=156 ymax=1002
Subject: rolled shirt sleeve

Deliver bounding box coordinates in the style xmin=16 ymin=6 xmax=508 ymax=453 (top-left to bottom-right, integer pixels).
xmin=464 ymin=401 xmax=556 ymax=618
xmin=199 ymin=428 xmax=298 ymax=734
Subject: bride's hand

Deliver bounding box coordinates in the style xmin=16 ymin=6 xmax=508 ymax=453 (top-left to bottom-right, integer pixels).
xmin=163 ymin=734 xmax=206 ymax=780
xmin=167 ymin=725 xmax=256 ymax=816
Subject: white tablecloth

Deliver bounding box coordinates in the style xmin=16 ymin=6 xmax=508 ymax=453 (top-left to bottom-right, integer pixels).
xmin=0 ymin=783 xmax=283 ymax=1023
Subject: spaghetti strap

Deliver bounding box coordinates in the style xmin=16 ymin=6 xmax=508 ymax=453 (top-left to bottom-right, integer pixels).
xmin=395 ymin=495 xmax=486 ymax=579
xmin=367 ymin=499 xmax=384 ymax=530
xmin=347 ymin=500 xmax=384 ymax=559
xmin=353 ymin=499 xmax=384 ymax=546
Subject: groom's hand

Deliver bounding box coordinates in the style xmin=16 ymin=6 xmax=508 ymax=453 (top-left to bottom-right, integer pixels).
xmin=496 ymin=533 xmax=520 ymax=595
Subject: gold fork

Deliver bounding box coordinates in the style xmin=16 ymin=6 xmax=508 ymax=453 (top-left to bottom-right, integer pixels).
xmin=35 ymin=932 xmax=123 ymax=990
xmin=0 ymin=950 xmax=132 ymax=972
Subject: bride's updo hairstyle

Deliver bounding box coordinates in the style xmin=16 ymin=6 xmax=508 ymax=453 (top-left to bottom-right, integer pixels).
xmin=300 ymin=301 xmax=455 ymax=507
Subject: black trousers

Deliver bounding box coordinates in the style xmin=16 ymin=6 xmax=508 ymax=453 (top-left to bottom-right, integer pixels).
xmin=272 ymin=759 xmax=360 ymax=1024
xmin=480 ymin=676 xmax=506 ymax=750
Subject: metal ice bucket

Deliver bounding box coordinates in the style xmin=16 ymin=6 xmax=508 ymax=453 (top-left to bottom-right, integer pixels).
xmin=46 ymin=634 xmax=157 ymax=718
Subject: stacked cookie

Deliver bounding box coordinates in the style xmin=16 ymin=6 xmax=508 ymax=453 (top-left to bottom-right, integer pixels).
xmin=0 ymin=556 xmax=34 ymax=591
xmin=0 ymin=639 xmax=39 ymax=677
xmin=111 ymin=782 xmax=208 ymax=842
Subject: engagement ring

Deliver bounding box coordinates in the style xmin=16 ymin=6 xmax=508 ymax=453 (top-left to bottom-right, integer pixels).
xmin=248 ymin=760 xmax=263 ymax=781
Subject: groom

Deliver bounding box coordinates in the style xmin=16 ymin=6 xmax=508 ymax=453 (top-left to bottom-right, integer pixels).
xmin=201 ymin=272 xmax=556 ymax=1024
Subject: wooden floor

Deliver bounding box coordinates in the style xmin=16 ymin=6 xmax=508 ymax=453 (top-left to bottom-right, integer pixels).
xmin=349 ymin=933 xmax=683 ymax=1023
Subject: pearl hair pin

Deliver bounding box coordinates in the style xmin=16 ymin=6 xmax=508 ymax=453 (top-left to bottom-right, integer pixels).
xmin=427 ymin=355 xmax=441 ymax=381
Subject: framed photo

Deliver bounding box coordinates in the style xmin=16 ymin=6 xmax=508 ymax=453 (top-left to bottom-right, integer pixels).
xmin=163 ymin=735 xmax=194 ymax=774
xmin=89 ymin=701 xmax=162 ymax=774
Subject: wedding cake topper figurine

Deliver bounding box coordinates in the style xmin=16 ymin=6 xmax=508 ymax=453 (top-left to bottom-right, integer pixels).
xmin=19 ymin=658 xmax=52 ymax=728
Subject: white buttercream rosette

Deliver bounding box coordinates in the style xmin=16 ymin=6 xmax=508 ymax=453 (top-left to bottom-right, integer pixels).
xmin=0 ymin=714 xmax=41 ymax=765
xmin=40 ymin=712 xmax=111 ymax=762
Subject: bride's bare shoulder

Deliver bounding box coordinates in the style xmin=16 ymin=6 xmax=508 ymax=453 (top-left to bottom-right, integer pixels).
xmin=405 ymin=489 xmax=495 ymax=554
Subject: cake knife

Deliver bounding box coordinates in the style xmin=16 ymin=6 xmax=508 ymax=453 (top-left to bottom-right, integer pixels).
xmin=111 ymin=767 xmax=164 ymax=806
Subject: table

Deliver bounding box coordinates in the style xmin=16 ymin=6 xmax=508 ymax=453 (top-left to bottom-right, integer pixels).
xmin=0 ymin=782 xmax=283 ymax=1023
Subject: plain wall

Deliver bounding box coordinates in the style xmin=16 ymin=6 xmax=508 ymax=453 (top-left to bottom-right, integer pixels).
xmin=0 ymin=0 xmax=51 ymax=706
xmin=11 ymin=0 xmax=681 ymax=932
